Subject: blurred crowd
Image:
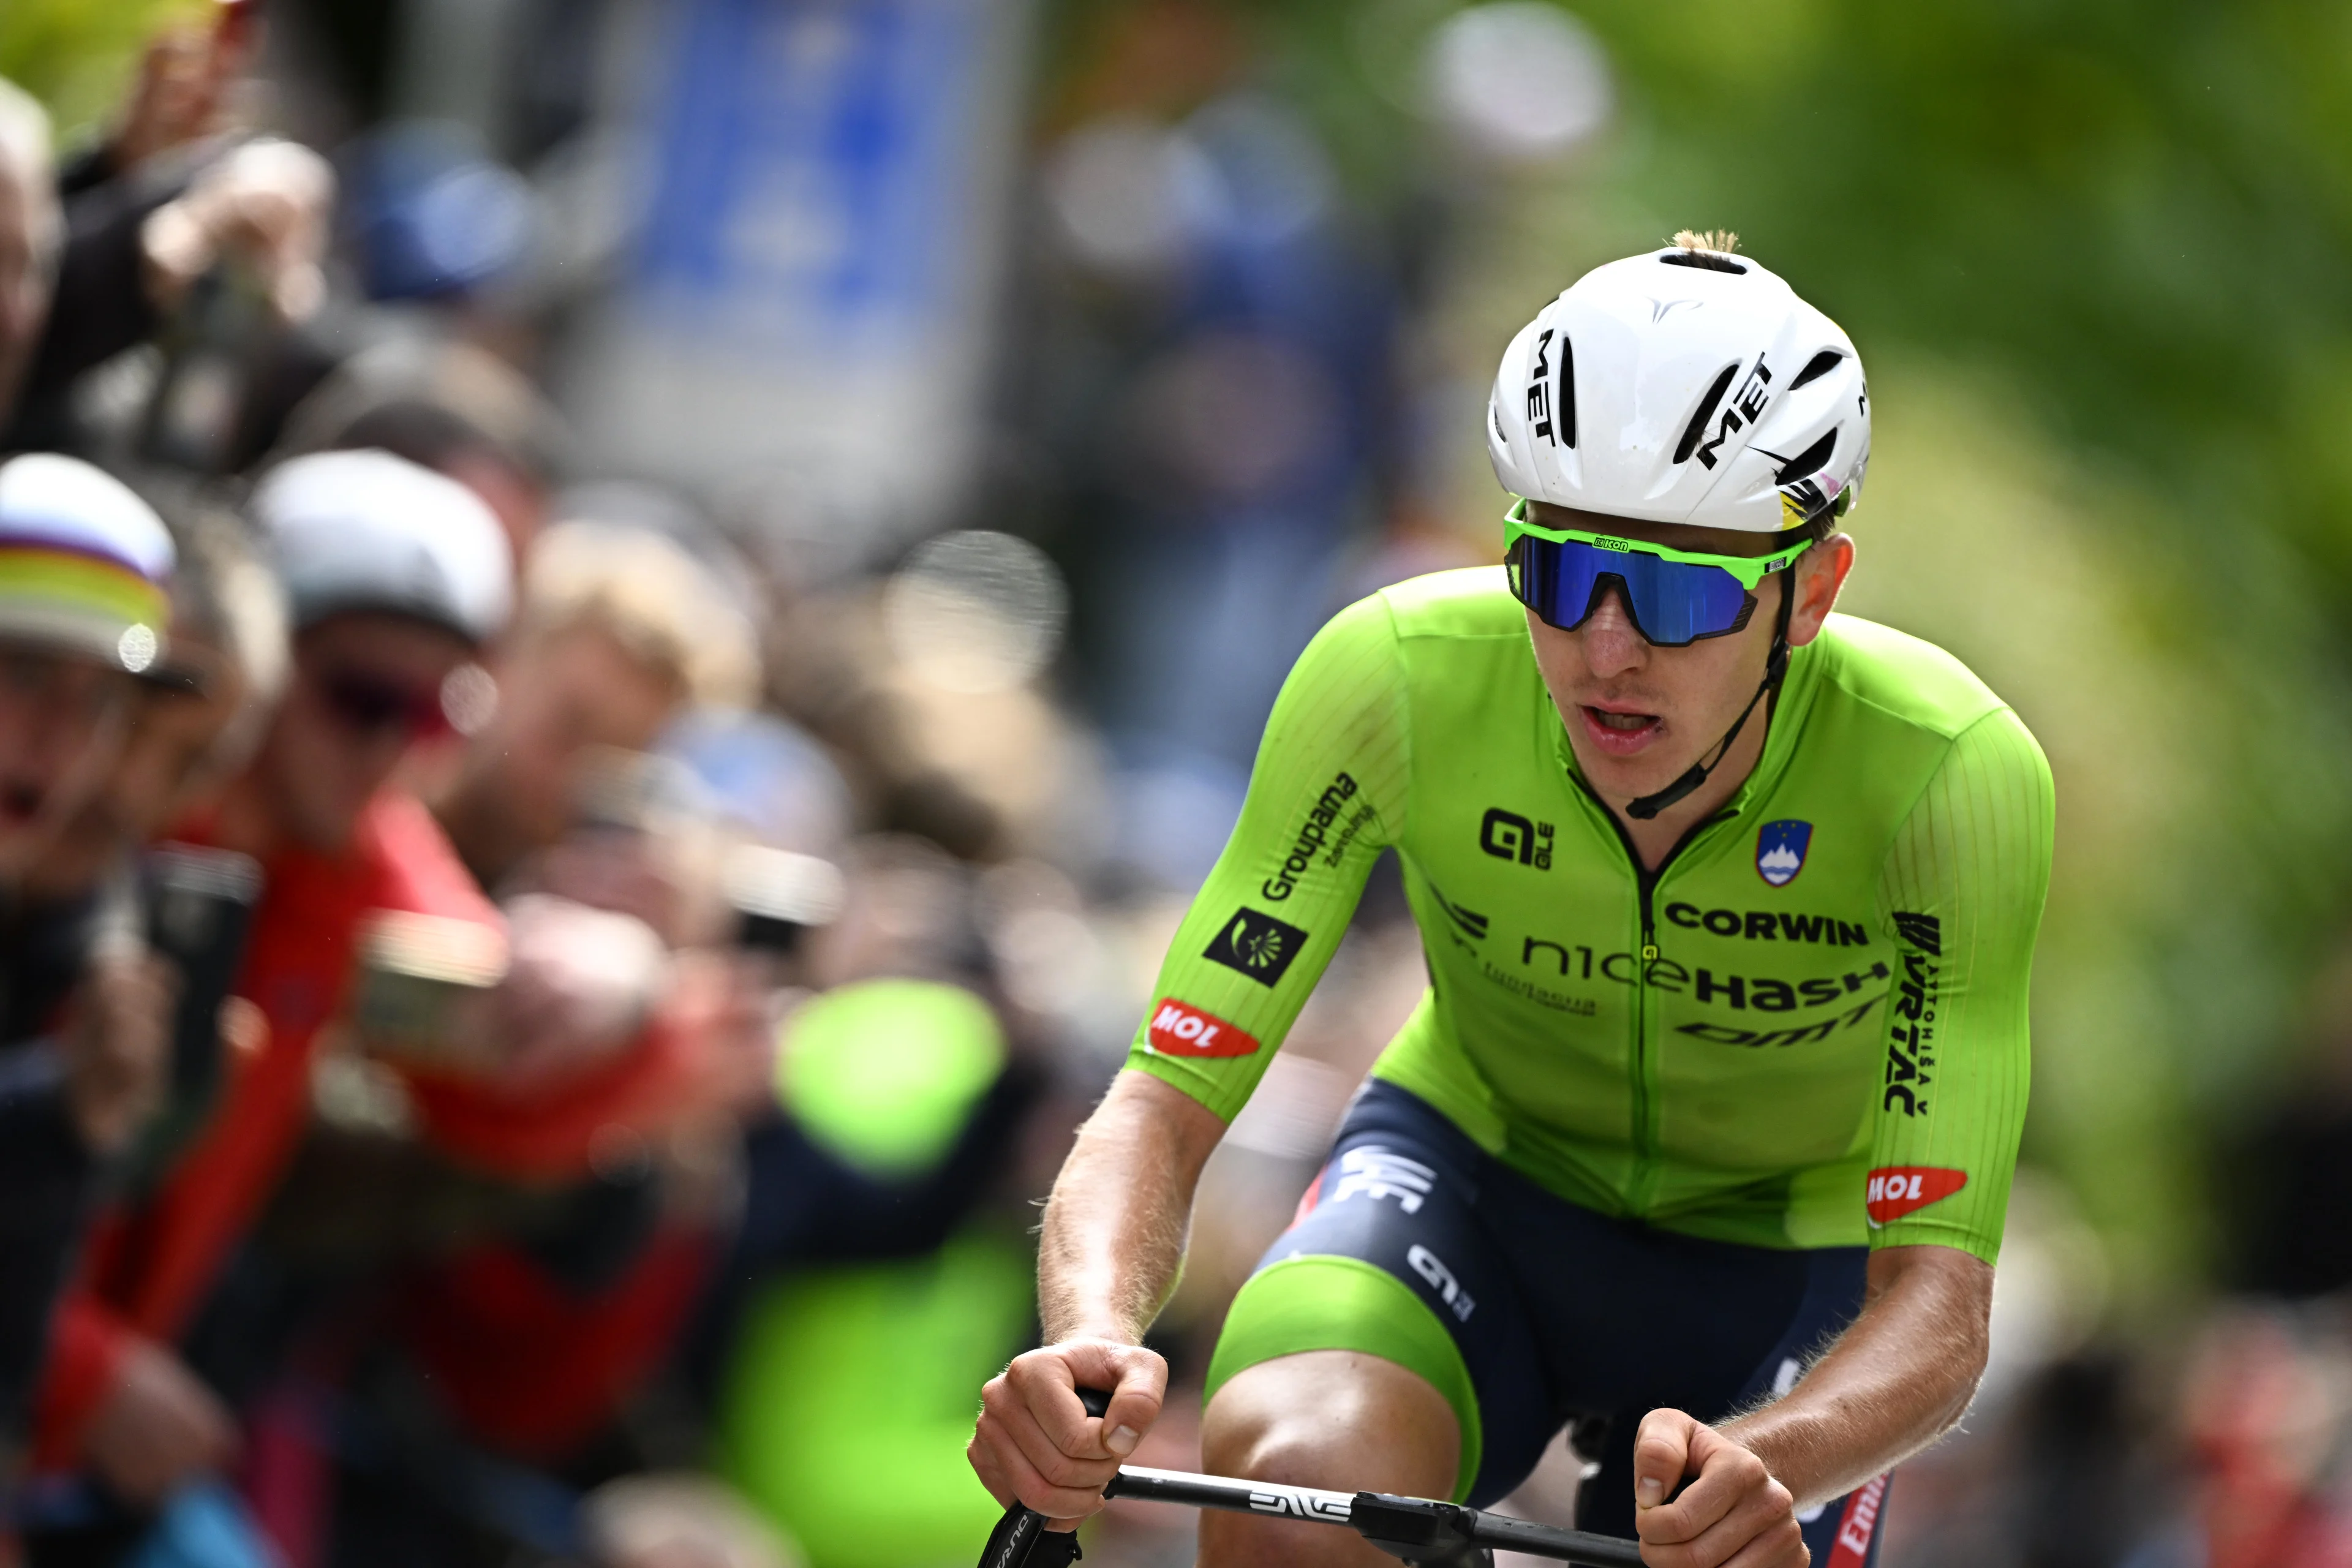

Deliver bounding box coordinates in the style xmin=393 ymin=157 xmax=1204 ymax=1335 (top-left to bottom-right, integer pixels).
xmin=2 ymin=5 xmax=2351 ymax=1568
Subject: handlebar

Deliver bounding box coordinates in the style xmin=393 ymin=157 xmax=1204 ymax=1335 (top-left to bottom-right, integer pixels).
xmin=976 ymin=1389 xmax=1645 ymax=1568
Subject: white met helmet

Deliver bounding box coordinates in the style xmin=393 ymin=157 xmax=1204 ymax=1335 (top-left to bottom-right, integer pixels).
xmin=1487 ymin=239 xmax=1869 ymax=534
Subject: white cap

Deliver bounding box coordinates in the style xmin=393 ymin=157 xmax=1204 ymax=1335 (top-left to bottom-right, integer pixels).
xmin=0 ymin=454 xmax=176 ymax=673
xmin=255 ymin=450 xmax=512 ymax=644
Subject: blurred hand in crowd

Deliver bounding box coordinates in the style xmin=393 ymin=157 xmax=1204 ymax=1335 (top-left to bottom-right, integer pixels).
xmin=0 ymin=85 xmax=60 ymax=423
xmin=535 ymin=828 xmax=689 ymax=944
xmin=660 ymin=949 xmax=782 ymax=1123
xmin=80 ymin=1335 xmax=238 ymax=1507
xmin=468 ymin=893 xmax=669 ymax=1090
xmin=58 ymin=945 xmax=176 ymax=1155
xmin=140 ymin=138 xmax=332 ymax=324
xmin=105 ymin=21 xmax=252 ymax=176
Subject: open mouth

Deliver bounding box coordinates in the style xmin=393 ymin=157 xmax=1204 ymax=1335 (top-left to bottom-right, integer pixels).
xmin=1579 ymin=704 xmax=1662 ymax=755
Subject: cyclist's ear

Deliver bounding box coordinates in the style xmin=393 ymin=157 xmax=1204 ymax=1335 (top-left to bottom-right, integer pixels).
xmin=1785 ymin=533 xmax=1855 ymax=648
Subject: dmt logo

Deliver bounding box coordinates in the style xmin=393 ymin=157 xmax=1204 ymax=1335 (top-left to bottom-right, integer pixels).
xmin=1480 ymin=807 xmax=1554 ymax=869
xmin=1755 ymin=820 xmax=1812 ymax=887
xmin=1145 ymin=999 xmax=1260 ymax=1058
xmin=1202 ymin=907 xmax=1309 ymax=987
xmin=1864 ymin=1166 xmax=1967 ymax=1226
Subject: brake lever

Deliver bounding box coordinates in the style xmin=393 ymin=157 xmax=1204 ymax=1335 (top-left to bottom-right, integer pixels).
xmin=974 ymin=1387 xmax=1115 ymax=1568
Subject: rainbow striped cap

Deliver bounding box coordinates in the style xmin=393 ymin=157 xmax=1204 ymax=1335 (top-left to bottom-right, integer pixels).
xmin=0 ymin=454 xmax=175 ymax=674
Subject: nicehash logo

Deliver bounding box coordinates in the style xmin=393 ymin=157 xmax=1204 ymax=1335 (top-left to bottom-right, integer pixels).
xmin=1203 ymin=907 xmax=1309 ymax=987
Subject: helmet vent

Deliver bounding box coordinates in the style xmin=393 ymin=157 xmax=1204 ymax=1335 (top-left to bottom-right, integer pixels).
xmin=1789 ymin=350 xmax=1845 ymax=390
xmin=1672 ymin=363 xmax=1740 ymax=465
xmin=1557 ymin=334 xmax=1576 ymax=448
xmin=1659 ymin=251 xmax=1747 ymax=276
xmin=1772 ymin=429 xmax=1838 ymax=486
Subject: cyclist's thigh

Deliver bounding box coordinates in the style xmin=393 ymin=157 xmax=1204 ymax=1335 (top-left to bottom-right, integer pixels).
xmin=1207 ymin=1082 xmax=1554 ymax=1506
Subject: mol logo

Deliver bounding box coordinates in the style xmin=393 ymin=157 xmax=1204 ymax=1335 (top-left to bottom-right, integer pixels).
xmin=1145 ymin=999 xmax=1260 ymax=1059
xmin=1864 ymin=1166 xmax=1967 ymax=1226
xmin=1755 ymin=820 xmax=1812 ymax=887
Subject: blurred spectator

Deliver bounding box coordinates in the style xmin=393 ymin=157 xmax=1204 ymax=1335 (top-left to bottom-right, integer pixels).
xmin=21 ymin=451 xmax=550 ymax=1537
xmin=274 ymin=337 xmax=568 ymax=566
xmin=432 ymin=518 xmax=758 ymax=905
xmin=1 ymin=86 xmax=333 ymax=458
xmin=0 ymin=456 xmax=178 ymax=1474
xmin=24 ymin=496 xmax=289 ymax=905
xmin=716 ymin=974 xmax=1031 ymax=1568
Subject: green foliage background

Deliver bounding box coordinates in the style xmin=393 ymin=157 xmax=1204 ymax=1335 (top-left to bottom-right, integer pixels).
xmin=0 ymin=0 xmax=204 ymax=140
xmin=1413 ymin=0 xmax=2352 ymax=1310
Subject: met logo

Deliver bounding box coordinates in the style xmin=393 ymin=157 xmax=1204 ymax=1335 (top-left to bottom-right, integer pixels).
xmin=1755 ymin=820 xmax=1813 ymax=887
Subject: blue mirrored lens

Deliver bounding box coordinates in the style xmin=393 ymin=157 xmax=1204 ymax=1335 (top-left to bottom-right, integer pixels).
xmin=1513 ymin=537 xmax=1755 ymax=645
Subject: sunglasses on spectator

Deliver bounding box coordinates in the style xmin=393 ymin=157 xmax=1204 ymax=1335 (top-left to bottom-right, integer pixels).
xmin=314 ymin=666 xmax=456 ymax=741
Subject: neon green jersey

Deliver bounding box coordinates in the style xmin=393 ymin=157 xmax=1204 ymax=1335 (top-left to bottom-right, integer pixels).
xmin=1126 ymin=568 xmax=2053 ymax=1264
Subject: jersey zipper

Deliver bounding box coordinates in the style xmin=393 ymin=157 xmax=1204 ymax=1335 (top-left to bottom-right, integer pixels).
xmin=1570 ymin=780 xmax=1732 ymax=1216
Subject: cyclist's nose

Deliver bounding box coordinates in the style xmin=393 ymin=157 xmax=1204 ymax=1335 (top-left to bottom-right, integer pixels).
xmin=1578 ymin=582 xmax=1648 ymax=677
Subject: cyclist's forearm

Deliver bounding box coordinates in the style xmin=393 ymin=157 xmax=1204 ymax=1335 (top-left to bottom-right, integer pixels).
xmin=1038 ymin=1069 xmax=1226 ymax=1344
xmin=1720 ymin=1243 xmax=1991 ymax=1509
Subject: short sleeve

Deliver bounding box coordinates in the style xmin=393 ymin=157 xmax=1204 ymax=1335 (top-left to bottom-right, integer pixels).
xmin=1122 ymin=594 xmax=1412 ymax=1120
xmin=1865 ymin=707 xmax=2053 ymax=1264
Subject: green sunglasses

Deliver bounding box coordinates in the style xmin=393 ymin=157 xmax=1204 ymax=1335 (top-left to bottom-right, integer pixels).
xmin=1502 ymin=498 xmax=1806 ymax=645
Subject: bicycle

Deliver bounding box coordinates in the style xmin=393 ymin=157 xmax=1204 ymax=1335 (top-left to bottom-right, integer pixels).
xmin=976 ymin=1390 xmax=1645 ymax=1568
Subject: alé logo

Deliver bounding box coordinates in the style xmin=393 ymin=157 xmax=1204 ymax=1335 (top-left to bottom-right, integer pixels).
xmin=1146 ymin=998 xmax=1261 ymax=1058
xmin=1864 ymin=1166 xmax=1966 ymax=1226
xmin=1756 ymin=820 xmax=1812 ymax=887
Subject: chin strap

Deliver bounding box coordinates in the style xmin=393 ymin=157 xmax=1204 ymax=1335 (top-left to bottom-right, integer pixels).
xmin=1624 ymin=570 xmax=1797 ymax=823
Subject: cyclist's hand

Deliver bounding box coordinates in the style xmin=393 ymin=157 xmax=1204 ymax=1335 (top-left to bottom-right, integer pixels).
xmin=1630 ymin=1408 xmax=1807 ymax=1568
xmin=968 ymin=1338 xmax=1166 ymax=1529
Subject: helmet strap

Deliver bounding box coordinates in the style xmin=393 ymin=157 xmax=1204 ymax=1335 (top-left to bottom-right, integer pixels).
xmin=1624 ymin=566 xmax=1796 ymax=822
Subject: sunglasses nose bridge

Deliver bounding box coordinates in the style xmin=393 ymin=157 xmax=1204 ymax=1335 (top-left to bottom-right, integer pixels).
xmin=1575 ymin=571 xmax=1648 ymax=641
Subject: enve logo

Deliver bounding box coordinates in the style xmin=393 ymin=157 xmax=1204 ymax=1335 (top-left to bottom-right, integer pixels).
xmin=1145 ymin=998 xmax=1261 ymax=1058
xmin=1864 ymin=1166 xmax=1967 ymax=1226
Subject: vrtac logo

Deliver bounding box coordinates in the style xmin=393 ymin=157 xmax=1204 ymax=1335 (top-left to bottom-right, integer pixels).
xmin=1755 ymin=820 xmax=1812 ymax=887
xmin=1864 ymin=1166 xmax=1967 ymax=1225
xmin=1145 ymin=998 xmax=1260 ymax=1058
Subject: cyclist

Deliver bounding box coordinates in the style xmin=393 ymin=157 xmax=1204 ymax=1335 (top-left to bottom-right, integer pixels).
xmin=969 ymin=233 xmax=2052 ymax=1568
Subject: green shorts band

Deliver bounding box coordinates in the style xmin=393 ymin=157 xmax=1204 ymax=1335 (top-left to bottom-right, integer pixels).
xmin=1203 ymin=1254 xmax=1483 ymax=1501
